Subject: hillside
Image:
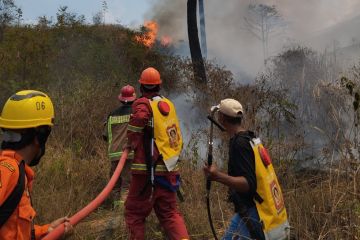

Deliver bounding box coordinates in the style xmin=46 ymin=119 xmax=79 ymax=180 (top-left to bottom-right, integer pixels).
xmin=0 ymin=19 xmax=359 ymax=239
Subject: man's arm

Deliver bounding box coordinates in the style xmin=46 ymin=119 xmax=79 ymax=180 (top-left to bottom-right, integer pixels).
xmin=127 ymin=101 xmax=151 ymax=150
xmin=203 ymin=163 xmax=250 ymax=193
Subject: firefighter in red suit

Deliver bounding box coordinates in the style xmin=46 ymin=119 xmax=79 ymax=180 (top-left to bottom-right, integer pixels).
xmin=125 ymin=67 xmax=189 ymax=240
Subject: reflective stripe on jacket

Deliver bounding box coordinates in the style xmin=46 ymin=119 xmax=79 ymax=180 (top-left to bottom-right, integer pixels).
xmin=106 ymin=105 xmax=134 ymax=161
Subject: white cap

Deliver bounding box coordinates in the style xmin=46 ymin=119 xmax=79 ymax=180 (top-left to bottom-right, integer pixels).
xmin=217 ymin=98 xmax=243 ymax=118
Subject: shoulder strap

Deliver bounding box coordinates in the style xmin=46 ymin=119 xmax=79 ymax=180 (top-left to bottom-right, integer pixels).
xmin=234 ymin=134 xmax=265 ymax=204
xmin=0 ymin=160 xmax=26 ymax=227
xmin=150 ymin=95 xmax=163 ymax=102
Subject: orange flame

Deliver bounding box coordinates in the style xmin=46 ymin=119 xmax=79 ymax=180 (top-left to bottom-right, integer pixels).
xmin=135 ymin=21 xmax=158 ymax=48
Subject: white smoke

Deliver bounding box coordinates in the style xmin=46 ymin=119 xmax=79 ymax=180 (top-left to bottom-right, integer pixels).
xmin=145 ymin=0 xmax=360 ymax=79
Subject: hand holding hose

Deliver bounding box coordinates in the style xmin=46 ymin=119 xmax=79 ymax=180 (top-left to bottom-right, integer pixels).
xmin=47 ymin=217 xmax=73 ymax=237
xmin=203 ymin=162 xmax=219 ymax=181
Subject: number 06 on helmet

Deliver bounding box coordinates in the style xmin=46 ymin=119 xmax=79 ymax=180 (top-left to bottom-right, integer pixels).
xmin=0 ymin=90 xmax=54 ymax=129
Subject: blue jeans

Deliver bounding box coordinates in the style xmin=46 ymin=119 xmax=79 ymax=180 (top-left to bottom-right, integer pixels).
xmin=222 ymin=207 xmax=264 ymax=240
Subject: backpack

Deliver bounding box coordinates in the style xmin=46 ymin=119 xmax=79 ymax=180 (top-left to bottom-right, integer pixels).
xmin=250 ymin=138 xmax=290 ymax=240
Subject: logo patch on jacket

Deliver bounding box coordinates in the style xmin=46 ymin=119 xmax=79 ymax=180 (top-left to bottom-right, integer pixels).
xmin=270 ymin=180 xmax=284 ymax=214
xmin=167 ymin=125 xmax=180 ymax=148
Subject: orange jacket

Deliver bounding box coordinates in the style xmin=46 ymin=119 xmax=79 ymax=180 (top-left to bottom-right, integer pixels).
xmin=0 ymin=150 xmax=49 ymax=240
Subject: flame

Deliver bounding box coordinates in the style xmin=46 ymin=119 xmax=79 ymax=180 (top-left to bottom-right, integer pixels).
xmin=160 ymin=35 xmax=173 ymax=47
xmin=135 ymin=21 xmax=158 ymax=48
xmin=135 ymin=20 xmax=173 ymax=48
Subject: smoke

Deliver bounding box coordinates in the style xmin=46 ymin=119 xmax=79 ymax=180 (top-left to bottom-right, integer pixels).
xmin=144 ymin=0 xmax=360 ymax=167
xmin=145 ymin=0 xmax=360 ymax=79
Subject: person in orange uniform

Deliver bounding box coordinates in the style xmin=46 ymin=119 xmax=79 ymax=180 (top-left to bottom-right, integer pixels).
xmin=125 ymin=67 xmax=189 ymax=240
xmin=0 ymin=90 xmax=72 ymax=239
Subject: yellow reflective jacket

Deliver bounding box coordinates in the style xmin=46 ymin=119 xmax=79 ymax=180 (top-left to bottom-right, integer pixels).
xmin=250 ymin=138 xmax=290 ymax=240
xmin=149 ymin=96 xmax=183 ymax=171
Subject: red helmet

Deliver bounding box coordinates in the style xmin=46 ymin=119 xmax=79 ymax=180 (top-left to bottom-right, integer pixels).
xmin=138 ymin=67 xmax=162 ymax=85
xmin=118 ymin=85 xmax=136 ymax=102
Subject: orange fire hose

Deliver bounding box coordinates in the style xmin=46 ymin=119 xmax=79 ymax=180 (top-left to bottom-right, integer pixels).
xmin=43 ymin=148 xmax=129 ymax=240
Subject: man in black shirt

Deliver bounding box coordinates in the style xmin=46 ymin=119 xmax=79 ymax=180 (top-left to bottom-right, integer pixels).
xmin=204 ymin=98 xmax=265 ymax=240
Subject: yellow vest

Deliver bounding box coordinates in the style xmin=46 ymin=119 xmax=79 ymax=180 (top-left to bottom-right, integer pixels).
xmin=149 ymin=96 xmax=183 ymax=171
xmin=250 ymin=138 xmax=290 ymax=239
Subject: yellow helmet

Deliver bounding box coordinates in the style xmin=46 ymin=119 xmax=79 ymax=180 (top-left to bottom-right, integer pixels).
xmin=0 ymin=90 xmax=54 ymax=129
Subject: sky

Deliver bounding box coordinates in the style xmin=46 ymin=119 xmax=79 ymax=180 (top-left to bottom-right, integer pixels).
xmin=15 ymin=0 xmax=150 ymax=27
xmin=148 ymin=0 xmax=360 ymax=76
xmin=14 ymin=0 xmax=360 ymax=79
xmin=15 ymin=0 xmax=360 ymax=35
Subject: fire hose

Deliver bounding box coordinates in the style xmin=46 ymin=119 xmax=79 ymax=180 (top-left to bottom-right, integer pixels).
xmin=206 ymin=107 xmax=225 ymax=240
xmin=43 ymin=148 xmax=129 ymax=240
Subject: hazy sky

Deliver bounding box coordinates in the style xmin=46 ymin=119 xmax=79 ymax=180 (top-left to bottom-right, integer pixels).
xmin=147 ymin=0 xmax=360 ymax=76
xmin=15 ymin=0 xmax=150 ymax=27
xmin=15 ymin=0 xmax=360 ymax=40
xmin=15 ymin=0 xmax=360 ymax=79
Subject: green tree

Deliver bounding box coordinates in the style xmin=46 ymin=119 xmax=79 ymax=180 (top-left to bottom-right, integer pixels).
xmin=56 ymin=6 xmax=85 ymax=27
xmin=92 ymin=11 xmax=102 ymax=25
xmin=15 ymin=7 xmax=21 ymax=26
xmin=37 ymin=15 xmax=52 ymax=28
xmin=0 ymin=0 xmax=18 ymax=41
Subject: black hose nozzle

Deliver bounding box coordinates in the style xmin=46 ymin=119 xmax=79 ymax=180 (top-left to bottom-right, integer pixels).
xmin=207 ymin=115 xmax=225 ymax=131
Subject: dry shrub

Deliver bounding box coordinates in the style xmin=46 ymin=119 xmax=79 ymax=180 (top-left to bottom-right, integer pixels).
xmin=283 ymin=156 xmax=360 ymax=239
xmin=32 ymin=140 xmax=109 ymax=225
xmin=29 ymin=122 xmax=360 ymax=239
xmin=48 ymin=77 xmax=122 ymax=157
xmin=3 ymin=40 xmax=359 ymax=239
xmin=179 ymin=160 xmax=233 ymax=239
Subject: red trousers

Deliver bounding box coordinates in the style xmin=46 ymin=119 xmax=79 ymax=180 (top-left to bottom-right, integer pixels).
xmin=125 ymin=174 xmax=189 ymax=240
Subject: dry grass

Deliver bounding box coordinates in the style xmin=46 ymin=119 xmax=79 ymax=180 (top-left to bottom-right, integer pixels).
xmin=32 ymin=141 xmax=110 ymax=224
xmin=284 ymin=159 xmax=360 ymax=239
xmin=27 ymin=73 xmax=359 ymax=239
xmin=1 ymin=24 xmax=359 ymax=239
xmin=30 ymin=138 xmax=360 ymax=239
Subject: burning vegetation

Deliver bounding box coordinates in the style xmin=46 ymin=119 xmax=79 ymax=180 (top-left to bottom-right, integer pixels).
xmin=135 ymin=20 xmax=173 ymax=48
